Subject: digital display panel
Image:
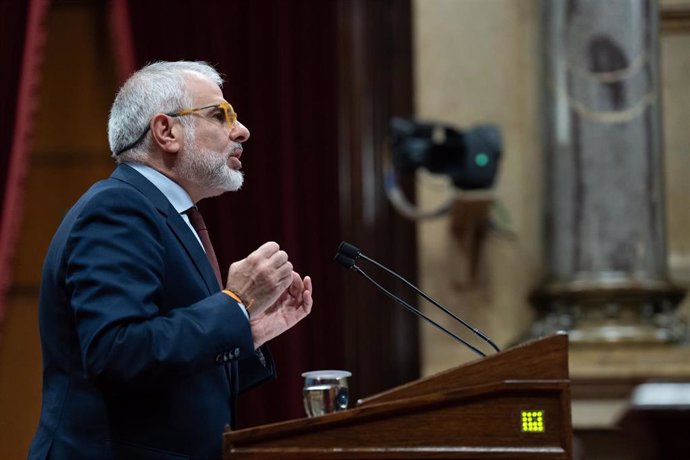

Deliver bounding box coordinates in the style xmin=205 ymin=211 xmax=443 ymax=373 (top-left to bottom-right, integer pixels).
xmin=521 ymin=410 xmax=545 ymax=433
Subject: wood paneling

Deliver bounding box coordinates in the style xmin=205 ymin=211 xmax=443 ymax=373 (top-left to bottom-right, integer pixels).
xmin=336 ymin=0 xmax=419 ymax=401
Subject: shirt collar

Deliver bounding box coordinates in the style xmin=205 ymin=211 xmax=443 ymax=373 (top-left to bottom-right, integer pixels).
xmin=125 ymin=162 xmax=194 ymax=214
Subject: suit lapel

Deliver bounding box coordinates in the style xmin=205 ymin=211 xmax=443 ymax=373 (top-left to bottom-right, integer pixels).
xmin=111 ymin=164 xmax=221 ymax=294
xmin=167 ymin=214 xmax=221 ymax=294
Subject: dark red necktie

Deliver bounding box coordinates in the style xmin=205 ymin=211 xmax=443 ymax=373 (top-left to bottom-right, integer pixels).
xmin=185 ymin=207 xmax=223 ymax=289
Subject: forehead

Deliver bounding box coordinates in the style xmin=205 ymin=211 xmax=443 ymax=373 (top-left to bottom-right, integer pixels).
xmin=184 ymin=72 xmax=224 ymax=104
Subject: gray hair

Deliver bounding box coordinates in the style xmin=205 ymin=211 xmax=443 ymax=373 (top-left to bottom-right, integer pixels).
xmin=107 ymin=61 xmax=224 ymax=162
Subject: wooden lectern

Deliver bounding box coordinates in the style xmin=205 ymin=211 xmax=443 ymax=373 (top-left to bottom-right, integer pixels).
xmin=223 ymin=334 xmax=573 ymax=459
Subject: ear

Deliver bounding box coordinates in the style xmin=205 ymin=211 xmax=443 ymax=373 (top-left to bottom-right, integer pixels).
xmin=150 ymin=113 xmax=184 ymax=154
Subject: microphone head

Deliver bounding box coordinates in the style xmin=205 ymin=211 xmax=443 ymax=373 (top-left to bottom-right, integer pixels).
xmin=337 ymin=241 xmax=361 ymax=259
xmin=334 ymin=253 xmax=356 ymax=269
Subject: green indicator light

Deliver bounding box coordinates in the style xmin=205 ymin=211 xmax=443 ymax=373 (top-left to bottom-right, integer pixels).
xmin=475 ymin=153 xmax=489 ymax=167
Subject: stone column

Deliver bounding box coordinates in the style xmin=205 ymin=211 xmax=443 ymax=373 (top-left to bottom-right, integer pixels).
xmin=531 ymin=0 xmax=686 ymax=342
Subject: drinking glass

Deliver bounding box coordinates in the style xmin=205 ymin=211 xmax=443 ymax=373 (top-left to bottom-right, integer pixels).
xmin=301 ymin=370 xmax=351 ymax=417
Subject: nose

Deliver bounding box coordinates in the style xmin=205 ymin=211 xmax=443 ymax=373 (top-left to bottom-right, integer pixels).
xmin=231 ymin=121 xmax=250 ymax=143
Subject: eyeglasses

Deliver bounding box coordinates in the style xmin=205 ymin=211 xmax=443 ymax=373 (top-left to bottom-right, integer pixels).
xmin=114 ymin=101 xmax=238 ymax=156
xmin=171 ymin=100 xmax=237 ymax=130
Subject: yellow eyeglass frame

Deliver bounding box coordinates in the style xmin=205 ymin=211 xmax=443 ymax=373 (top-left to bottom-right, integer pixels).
xmin=171 ymin=100 xmax=238 ymax=129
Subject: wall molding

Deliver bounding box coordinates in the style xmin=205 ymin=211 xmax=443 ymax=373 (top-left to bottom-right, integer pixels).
xmin=661 ymin=5 xmax=690 ymax=33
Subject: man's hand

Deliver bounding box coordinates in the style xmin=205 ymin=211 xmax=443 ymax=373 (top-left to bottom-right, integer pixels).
xmin=249 ymin=272 xmax=313 ymax=349
xmin=226 ymin=242 xmax=294 ymax=316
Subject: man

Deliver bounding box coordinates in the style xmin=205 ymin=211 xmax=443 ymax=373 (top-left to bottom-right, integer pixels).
xmin=28 ymin=61 xmax=313 ymax=459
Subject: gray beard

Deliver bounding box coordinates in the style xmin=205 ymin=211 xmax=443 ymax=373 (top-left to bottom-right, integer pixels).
xmin=178 ymin=144 xmax=244 ymax=195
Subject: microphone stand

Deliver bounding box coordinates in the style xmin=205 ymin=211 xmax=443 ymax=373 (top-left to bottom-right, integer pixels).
xmin=336 ymin=242 xmax=501 ymax=356
xmin=359 ymin=253 xmax=500 ymax=353
xmin=335 ymin=253 xmax=487 ymax=357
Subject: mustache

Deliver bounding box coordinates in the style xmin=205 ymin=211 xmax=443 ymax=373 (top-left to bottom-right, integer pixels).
xmin=229 ymin=143 xmax=243 ymax=156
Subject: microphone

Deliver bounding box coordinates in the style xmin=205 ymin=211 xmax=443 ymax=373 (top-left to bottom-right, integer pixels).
xmin=335 ymin=241 xmax=500 ymax=355
xmin=334 ymin=252 xmax=356 ymax=269
xmin=338 ymin=242 xmax=361 ymax=260
xmin=334 ymin=253 xmax=487 ymax=357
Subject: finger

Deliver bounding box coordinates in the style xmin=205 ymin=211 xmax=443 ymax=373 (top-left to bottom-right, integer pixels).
xmin=273 ymin=260 xmax=293 ymax=280
xmin=302 ymin=289 xmax=313 ymax=313
xmin=275 ymin=267 xmax=295 ymax=292
xmin=303 ymin=275 xmax=312 ymax=294
xmin=266 ymin=250 xmax=289 ymax=269
xmin=252 ymin=241 xmax=280 ymax=258
xmin=288 ymin=272 xmax=303 ymax=297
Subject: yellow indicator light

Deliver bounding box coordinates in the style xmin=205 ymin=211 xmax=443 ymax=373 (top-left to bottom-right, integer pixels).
xmin=521 ymin=410 xmax=545 ymax=433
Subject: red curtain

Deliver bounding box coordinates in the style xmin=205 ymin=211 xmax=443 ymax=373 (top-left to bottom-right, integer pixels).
xmin=0 ymin=0 xmax=50 ymax=331
xmin=109 ymin=0 xmax=345 ymax=427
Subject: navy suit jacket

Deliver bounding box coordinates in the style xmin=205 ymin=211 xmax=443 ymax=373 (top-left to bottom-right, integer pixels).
xmin=29 ymin=164 xmax=274 ymax=460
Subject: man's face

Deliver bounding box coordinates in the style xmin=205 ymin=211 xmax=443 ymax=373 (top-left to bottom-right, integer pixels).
xmin=176 ymin=74 xmax=250 ymax=198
